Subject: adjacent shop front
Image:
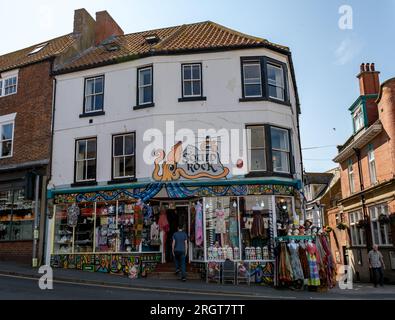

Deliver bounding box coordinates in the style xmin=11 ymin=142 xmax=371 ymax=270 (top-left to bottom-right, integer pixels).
xmin=48 ymin=179 xmax=303 ymax=283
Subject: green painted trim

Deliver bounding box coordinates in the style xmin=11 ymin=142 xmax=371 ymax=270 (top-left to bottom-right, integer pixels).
xmin=47 ymin=177 xmax=302 ymax=199
xmin=348 ymin=94 xmax=378 ymax=112
xmin=362 ymin=102 xmax=369 ymax=127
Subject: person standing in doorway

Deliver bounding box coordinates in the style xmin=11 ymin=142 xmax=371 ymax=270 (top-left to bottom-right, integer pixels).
xmin=368 ymin=244 xmax=386 ymax=287
xmin=172 ymin=225 xmax=188 ymax=281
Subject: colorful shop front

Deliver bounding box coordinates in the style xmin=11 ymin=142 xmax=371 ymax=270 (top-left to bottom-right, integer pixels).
xmin=48 ymin=178 xmax=304 ymax=283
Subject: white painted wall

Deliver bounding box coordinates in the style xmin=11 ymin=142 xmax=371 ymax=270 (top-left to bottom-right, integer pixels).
xmin=51 ymin=48 xmax=301 ymax=188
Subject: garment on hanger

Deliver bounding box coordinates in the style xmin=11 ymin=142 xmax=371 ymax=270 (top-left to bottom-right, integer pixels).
xmin=298 ymin=242 xmax=310 ymax=280
xmin=158 ymin=210 xmax=169 ymax=233
xmin=150 ymin=222 xmax=159 ymax=241
xmin=133 ymin=204 xmax=144 ymax=247
xmin=195 ymin=202 xmax=204 ymax=246
xmin=229 ymin=217 xmax=239 ymax=247
xmin=306 ymin=241 xmax=321 ymax=286
xmin=251 ymin=211 xmax=266 ymax=238
xmin=320 ymin=235 xmax=337 ymax=288
xmin=278 ymin=242 xmax=293 ymax=284
xmin=215 ymin=208 xmax=226 ymax=234
xmin=288 ymin=242 xmax=304 ymax=281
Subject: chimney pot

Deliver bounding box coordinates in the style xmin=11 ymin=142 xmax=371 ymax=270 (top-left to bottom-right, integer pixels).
xmin=360 ymin=63 xmax=365 ymax=72
xmin=371 ymin=63 xmax=375 ymax=71
xmin=366 ymin=63 xmax=370 ymax=72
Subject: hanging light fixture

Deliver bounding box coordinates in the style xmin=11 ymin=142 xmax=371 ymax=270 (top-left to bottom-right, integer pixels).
xmin=260 ymin=200 xmax=265 ymax=208
xmin=233 ymin=200 xmax=237 ymax=208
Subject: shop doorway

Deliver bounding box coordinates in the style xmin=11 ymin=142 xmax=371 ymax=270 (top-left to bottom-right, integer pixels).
xmin=165 ymin=205 xmax=189 ymax=263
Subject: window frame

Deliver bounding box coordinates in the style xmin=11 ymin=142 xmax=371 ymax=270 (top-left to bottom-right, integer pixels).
xmin=368 ymin=145 xmax=377 ymax=185
xmin=74 ymin=138 xmax=97 ymax=184
xmin=267 ymin=62 xmax=286 ymax=101
xmin=353 ymin=106 xmax=364 ymax=133
xmin=349 ymin=211 xmax=366 ymax=247
xmin=369 ymin=203 xmax=392 ymax=247
xmin=135 ymin=65 xmax=154 ymax=108
xmin=82 ymin=75 xmax=105 ymax=116
xmin=0 ymin=75 xmax=18 ymax=97
xmin=0 ymin=121 xmax=15 ymax=159
xmin=240 ymin=56 xmax=289 ymax=104
xmin=348 ymin=160 xmax=355 ymax=194
xmin=270 ymin=126 xmax=291 ymax=174
xmin=111 ymin=132 xmax=136 ymax=181
xmin=181 ymin=63 xmax=203 ymax=99
xmin=246 ymin=125 xmax=267 ymax=172
xmin=242 ymin=59 xmax=264 ymax=99
xmin=245 ymin=124 xmax=294 ymax=177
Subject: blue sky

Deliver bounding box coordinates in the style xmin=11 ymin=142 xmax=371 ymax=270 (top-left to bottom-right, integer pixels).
xmin=1 ymin=0 xmax=394 ymax=172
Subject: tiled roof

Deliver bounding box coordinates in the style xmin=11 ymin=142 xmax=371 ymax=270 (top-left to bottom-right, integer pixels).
xmin=54 ymin=21 xmax=289 ymax=73
xmin=0 ymin=34 xmax=75 ymax=73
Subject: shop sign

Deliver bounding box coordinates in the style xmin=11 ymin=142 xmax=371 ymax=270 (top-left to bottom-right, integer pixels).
xmin=152 ymin=141 xmax=229 ymax=182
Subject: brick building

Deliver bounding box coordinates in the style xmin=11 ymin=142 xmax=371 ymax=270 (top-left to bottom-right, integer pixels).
xmin=0 ymin=9 xmax=107 ymax=264
xmin=333 ymin=63 xmax=395 ymax=283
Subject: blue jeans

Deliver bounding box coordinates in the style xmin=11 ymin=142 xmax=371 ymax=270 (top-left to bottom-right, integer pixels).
xmin=372 ymin=267 xmax=384 ymax=286
xmin=174 ymin=251 xmax=186 ymax=279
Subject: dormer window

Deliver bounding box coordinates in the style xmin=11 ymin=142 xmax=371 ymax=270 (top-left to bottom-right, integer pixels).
xmin=353 ymin=106 xmax=364 ymax=132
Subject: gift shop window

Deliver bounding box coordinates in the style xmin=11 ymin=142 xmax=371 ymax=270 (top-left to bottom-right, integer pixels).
xmin=369 ymin=204 xmax=392 ymax=246
xmin=74 ymin=203 xmax=95 ymax=253
xmin=53 ymin=205 xmax=73 ymax=253
xmin=0 ymin=189 xmax=34 ymax=242
xmin=190 ymin=199 xmax=205 ymax=261
xmin=95 ymin=202 xmax=118 ymax=252
xmin=205 ymin=197 xmax=241 ymax=261
xmin=275 ymin=196 xmax=296 ymax=237
xmin=239 ymin=196 xmax=272 ymax=261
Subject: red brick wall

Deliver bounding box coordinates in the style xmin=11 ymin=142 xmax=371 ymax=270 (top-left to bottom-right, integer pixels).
xmin=340 ymin=154 xmax=360 ymax=198
xmin=0 ymin=60 xmax=53 ymax=168
xmin=0 ymin=241 xmax=33 ymax=264
xmin=365 ymin=98 xmax=379 ymax=126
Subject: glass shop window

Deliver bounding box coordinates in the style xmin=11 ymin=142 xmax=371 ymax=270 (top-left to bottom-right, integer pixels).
xmin=0 ymin=191 xmax=13 ymax=241
xmin=117 ymin=200 xmax=139 ymax=252
xmin=275 ymin=196 xmax=295 ymax=236
xmin=95 ymin=202 xmax=117 ymax=252
xmin=0 ymin=189 xmax=34 ymax=242
xmin=206 ymin=197 xmax=241 ymax=261
xmin=239 ymin=196 xmax=272 ymax=260
xmin=141 ymin=202 xmax=160 ymax=252
xmin=190 ymin=200 xmax=205 ymax=261
xmin=53 ymin=205 xmax=73 ymax=254
xmin=74 ymin=203 xmax=94 ymax=253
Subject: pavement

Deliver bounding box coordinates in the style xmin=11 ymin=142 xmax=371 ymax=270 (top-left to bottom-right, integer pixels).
xmin=0 ymin=261 xmax=394 ymax=300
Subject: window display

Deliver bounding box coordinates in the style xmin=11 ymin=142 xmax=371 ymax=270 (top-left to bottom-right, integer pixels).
xmin=190 ymin=200 xmax=204 ymax=261
xmin=54 ymin=205 xmax=73 ymax=253
xmin=118 ymin=200 xmax=138 ymax=252
xmin=95 ymin=202 xmax=117 ymax=252
xmin=239 ymin=196 xmax=272 ymax=260
xmin=206 ymin=197 xmax=241 ymax=261
xmin=0 ymin=189 xmax=34 ymax=241
xmin=74 ymin=203 xmax=94 ymax=253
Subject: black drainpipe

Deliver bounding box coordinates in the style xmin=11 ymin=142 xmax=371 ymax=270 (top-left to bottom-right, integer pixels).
xmin=353 ymin=147 xmax=372 ymax=251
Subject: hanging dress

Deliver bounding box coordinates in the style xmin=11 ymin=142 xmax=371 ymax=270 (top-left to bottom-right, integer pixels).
xmin=251 ymin=211 xmax=265 ymax=238
xmin=195 ymin=202 xmax=204 ymax=246
xmin=133 ymin=204 xmax=144 ymax=247
xmin=215 ymin=209 xmax=226 ymax=234
xmin=298 ymin=243 xmax=310 ymax=280
xmin=278 ymin=242 xmax=293 ymax=284
xmin=320 ymin=235 xmax=337 ymax=288
xmin=306 ymin=242 xmax=321 ymax=286
xmin=288 ymin=242 xmax=304 ymax=281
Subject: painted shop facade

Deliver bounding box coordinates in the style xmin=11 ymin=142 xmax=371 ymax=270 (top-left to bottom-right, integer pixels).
xmin=45 ymin=11 xmax=308 ymax=282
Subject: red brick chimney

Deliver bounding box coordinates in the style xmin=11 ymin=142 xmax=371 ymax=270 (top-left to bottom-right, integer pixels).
xmin=95 ymin=11 xmax=124 ymax=45
xmin=357 ymin=62 xmax=380 ymax=96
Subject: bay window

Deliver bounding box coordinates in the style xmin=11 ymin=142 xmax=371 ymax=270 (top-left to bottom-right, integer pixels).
xmin=267 ymin=63 xmax=285 ymax=101
xmin=271 ymin=127 xmax=290 ymax=173
xmin=247 ymin=126 xmax=266 ymax=171
xmin=353 ymin=106 xmax=364 ymax=132
xmin=242 ymin=60 xmax=262 ymax=98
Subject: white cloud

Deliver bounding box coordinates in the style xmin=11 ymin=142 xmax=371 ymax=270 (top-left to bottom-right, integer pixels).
xmin=334 ymin=37 xmax=363 ymax=66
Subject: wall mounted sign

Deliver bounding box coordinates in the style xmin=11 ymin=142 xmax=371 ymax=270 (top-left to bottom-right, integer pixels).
xmin=152 ymin=141 xmax=229 ymax=182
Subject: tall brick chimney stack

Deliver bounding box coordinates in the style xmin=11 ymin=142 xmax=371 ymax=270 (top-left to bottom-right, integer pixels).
xmin=357 ymin=62 xmax=380 ymax=96
xmin=95 ymin=11 xmax=124 ymax=45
